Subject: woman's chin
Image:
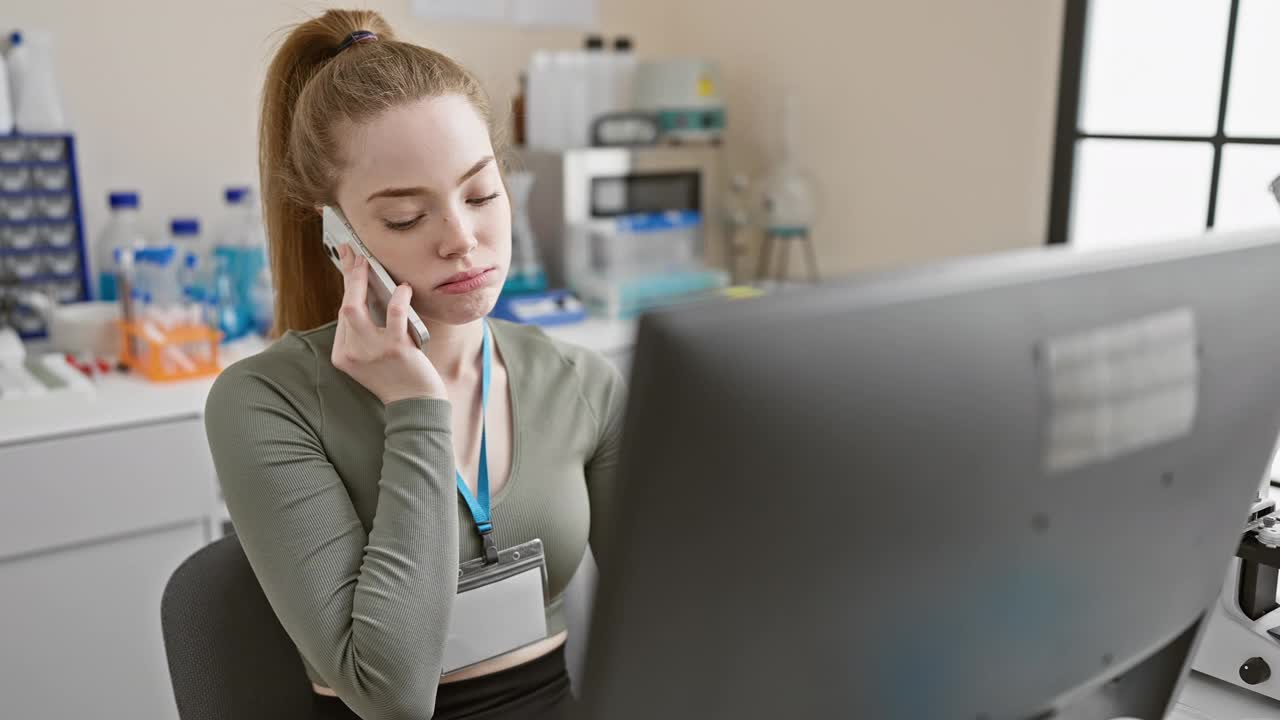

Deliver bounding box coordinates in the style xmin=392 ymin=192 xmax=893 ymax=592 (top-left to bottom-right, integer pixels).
xmin=414 ymin=286 xmax=501 ymax=326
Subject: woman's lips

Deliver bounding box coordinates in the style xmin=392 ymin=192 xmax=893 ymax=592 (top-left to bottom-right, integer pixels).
xmin=436 ymin=267 xmax=495 ymax=294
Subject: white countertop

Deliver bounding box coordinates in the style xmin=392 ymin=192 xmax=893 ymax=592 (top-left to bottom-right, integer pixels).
xmin=0 ymin=317 xmax=637 ymax=447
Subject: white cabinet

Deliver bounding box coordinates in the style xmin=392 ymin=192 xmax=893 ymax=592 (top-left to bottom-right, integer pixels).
xmin=0 ymin=417 xmax=216 ymax=720
xmin=0 ymin=419 xmax=214 ymax=558
xmin=0 ymin=521 xmax=206 ymax=720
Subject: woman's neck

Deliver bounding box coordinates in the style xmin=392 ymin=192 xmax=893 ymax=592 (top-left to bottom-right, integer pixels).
xmin=424 ymin=319 xmax=486 ymax=382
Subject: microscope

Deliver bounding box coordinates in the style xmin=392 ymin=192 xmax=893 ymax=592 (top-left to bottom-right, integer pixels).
xmin=1191 ymin=176 xmax=1280 ymax=698
xmin=1191 ymin=469 xmax=1280 ymax=699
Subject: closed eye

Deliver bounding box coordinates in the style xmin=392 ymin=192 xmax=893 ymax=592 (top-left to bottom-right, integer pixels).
xmin=468 ymin=192 xmax=502 ymax=207
xmin=384 ymin=215 xmax=424 ymax=231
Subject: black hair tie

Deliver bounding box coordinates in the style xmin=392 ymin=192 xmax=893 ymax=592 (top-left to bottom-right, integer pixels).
xmin=336 ymin=30 xmax=378 ymax=54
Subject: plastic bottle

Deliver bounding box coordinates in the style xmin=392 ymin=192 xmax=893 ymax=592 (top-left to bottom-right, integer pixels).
xmin=249 ymin=267 xmax=275 ymax=337
xmin=8 ymin=31 xmax=68 ymax=133
xmin=94 ymin=191 xmax=150 ymax=302
xmin=526 ymin=51 xmax=551 ymax=150
xmin=135 ymin=246 xmax=180 ymax=315
xmin=565 ymin=49 xmax=588 ymax=147
xmin=214 ymin=186 xmax=268 ymax=333
xmin=171 ymin=213 xmax=206 ymax=293
xmin=549 ymin=51 xmax=574 ymax=149
xmin=5 ymin=34 xmax=22 ymax=114
xmin=209 ymin=253 xmax=245 ymax=341
xmin=0 ymin=46 xmax=13 ymax=134
xmin=612 ymin=36 xmax=637 ymax=116
xmin=584 ymin=35 xmax=609 ymax=146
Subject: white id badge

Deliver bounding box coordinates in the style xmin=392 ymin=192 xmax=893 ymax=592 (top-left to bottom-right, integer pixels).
xmin=441 ymin=539 xmax=550 ymax=675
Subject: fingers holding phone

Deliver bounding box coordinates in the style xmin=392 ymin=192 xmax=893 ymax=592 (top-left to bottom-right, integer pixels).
xmin=331 ymin=244 xmax=447 ymax=404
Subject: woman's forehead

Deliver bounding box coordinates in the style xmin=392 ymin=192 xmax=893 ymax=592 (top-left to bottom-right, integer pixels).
xmin=339 ymin=95 xmax=494 ymax=191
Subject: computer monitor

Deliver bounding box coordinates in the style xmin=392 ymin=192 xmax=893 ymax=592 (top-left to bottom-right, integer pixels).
xmin=581 ymin=228 xmax=1280 ymax=720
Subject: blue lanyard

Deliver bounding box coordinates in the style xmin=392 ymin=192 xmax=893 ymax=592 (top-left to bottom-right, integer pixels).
xmin=456 ymin=321 xmax=500 ymax=564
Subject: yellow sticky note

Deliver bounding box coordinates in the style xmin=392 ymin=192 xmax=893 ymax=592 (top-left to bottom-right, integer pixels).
xmin=722 ymin=286 xmax=766 ymax=300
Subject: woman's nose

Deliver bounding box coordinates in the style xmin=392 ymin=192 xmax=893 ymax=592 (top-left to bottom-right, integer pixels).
xmin=436 ymin=208 xmax=477 ymax=259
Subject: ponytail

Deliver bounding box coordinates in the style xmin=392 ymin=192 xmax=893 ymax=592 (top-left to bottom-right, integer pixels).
xmin=258 ymin=9 xmax=496 ymax=336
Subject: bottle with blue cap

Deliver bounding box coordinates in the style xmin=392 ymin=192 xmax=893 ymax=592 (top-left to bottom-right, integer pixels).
xmin=7 ymin=30 xmax=68 ymax=133
xmin=170 ymin=217 xmax=207 ymax=303
xmin=133 ymin=245 xmax=180 ymax=316
xmin=215 ymin=186 xmax=269 ymax=336
xmin=94 ymin=191 xmax=150 ymax=301
xmin=0 ymin=33 xmax=13 ymax=133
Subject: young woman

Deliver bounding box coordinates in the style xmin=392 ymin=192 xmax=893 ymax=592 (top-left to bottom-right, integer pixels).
xmin=204 ymin=9 xmax=625 ymax=719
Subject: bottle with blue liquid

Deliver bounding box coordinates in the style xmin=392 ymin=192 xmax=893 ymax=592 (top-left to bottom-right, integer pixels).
xmin=207 ymin=252 xmax=246 ymax=341
xmin=213 ymin=186 xmax=268 ymax=338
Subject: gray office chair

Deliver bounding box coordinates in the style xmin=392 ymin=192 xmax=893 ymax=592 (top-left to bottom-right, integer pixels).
xmin=160 ymin=534 xmax=314 ymax=720
xmin=161 ymin=535 xmax=601 ymax=719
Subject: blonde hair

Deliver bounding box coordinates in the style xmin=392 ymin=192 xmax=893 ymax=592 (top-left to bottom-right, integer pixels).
xmin=259 ymin=9 xmax=502 ymax=335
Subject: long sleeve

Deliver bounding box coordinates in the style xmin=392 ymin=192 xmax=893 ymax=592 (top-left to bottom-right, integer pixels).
xmin=204 ymin=363 xmax=459 ymax=720
xmin=584 ymin=360 xmax=628 ymax=568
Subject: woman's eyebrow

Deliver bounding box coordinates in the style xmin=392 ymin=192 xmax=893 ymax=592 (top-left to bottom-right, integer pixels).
xmin=365 ymin=156 xmax=495 ymax=203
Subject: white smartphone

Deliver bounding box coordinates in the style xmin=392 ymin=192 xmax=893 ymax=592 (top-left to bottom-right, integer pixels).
xmin=322 ymin=205 xmax=429 ymax=350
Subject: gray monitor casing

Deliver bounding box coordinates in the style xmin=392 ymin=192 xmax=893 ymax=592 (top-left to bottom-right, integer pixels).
xmin=581 ymin=228 xmax=1280 ymax=720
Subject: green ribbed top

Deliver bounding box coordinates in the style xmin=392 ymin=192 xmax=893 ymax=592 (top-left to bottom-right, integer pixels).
xmin=203 ymin=319 xmax=626 ymax=720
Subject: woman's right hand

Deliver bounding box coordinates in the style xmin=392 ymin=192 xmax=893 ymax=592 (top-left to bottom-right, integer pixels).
xmin=331 ymin=244 xmax=447 ymax=405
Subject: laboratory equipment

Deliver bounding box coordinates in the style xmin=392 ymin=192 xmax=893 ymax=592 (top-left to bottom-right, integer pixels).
xmin=7 ymin=31 xmax=68 ymax=134
xmin=489 ymin=288 xmax=585 ymax=326
xmin=0 ymin=42 xmax=12 ymax=134
xmin=0 ymin=324 xmax=95 ymax=398
xmin=721 ymin=172 xmax=752 ymax=285
xmin=1191 ymin=485 xmax=1280 ymax=701
xmin=520 ymin=146 xmax=728 ymax=318
xmin=168 ymin=217 xmax=209 ymax=320
xmin=492 ymin=170 xmax=582 ymax=325
xmin=590 ymin=113 xmax=660 ymax=148
xmin=117 ymin=317 xmax=219 ymax=382
xmin=524 ymin=39 xmax=642 ymax=151
xmin=0 ymin=133 xmax=89 ymax=338
xmin=1190 ymin=174 xmax=1280 ymax=701
xmin=519 ymin=146 xmax=726 ymax=283
xmin=505 ymin=170 xmax=547 ymax=293
xmin=582 ymin=227 xmax=1280 ymax=720
xmin=570 ymin=210 xmax=725 ymax=318
xmin=248 ymin=267 xmax=274 ymax=337
xmin=753 ymin=92 xmax=820 ymax=285
xmin=213 ymin=186 xmax=268 ymax=336
xmin=21 ymin=292 xmax=119 ymax=357
xmin=632 ymin=59 xmax=725 ymax=144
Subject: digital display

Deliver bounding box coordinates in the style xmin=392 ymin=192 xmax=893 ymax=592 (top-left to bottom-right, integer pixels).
xmin=591 ymin=172 xmax=701 ymax=217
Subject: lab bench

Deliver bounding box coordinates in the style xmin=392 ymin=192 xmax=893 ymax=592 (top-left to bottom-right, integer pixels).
xmin=0 ymin=317 xmax=634 ymax=720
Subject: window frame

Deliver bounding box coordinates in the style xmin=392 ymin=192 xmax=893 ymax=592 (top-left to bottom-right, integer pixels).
xmin=1047 ymin=0 xmax=1279 ymax=245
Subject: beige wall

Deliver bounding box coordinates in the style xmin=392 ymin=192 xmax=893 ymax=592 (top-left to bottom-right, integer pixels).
xmin=665 ymin=0 xmax=1067 ymax=276
xmin=8 ymin=0 xmax=1064 ymax=278
xmin=6 ymin=0 xmax=673 ymax=247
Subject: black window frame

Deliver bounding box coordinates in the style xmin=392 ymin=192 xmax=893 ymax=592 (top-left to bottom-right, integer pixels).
xmin=1047 ymin=0 xmax=1280 ymax=246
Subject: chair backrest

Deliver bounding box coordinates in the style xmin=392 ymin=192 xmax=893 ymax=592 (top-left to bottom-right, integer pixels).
xmin=160 ymin=534 xmax=315 ymax=720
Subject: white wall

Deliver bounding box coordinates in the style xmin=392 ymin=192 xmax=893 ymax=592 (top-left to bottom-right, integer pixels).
xmin=6 ymin=0 xmax=674 ymax=250
xmin=8 ymin=0 xmax=1065 ymax=278
xmin=662 ymin=0 xmax=1067 ymax=276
